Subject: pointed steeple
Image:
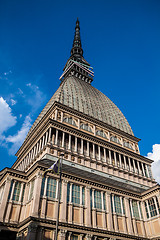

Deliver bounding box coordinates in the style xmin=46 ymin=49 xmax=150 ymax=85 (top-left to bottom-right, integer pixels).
xmin=70 ymin=18 xmax=83 ymax=58
xmin=59 ymin=19 xmax=94 ymax=84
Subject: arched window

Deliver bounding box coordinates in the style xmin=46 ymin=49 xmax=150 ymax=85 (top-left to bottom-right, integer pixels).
xmin=80 ymin=123 xmax=93 ymax=133
xmin=110 ymin=136 xmax=120 ymax=144
xmin=63 ymin=117 xmax=76 ymax=126
xmin=96 ymin=130 xmax=107 ymax=139
xmin=124 ymin=141 xmax=133 ymax=150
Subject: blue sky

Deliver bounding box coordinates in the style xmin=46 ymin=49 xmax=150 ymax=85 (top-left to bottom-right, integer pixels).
xmin=0 ymin=0 xmax=160 ymax=182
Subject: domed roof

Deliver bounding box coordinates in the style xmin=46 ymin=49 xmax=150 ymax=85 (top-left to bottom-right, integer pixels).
xmin=28 ymin=76 xmax=133 ymax=136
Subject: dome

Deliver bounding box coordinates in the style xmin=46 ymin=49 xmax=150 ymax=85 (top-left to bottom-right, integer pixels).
xmin=28 ymin=76 xmax=133 ymax=136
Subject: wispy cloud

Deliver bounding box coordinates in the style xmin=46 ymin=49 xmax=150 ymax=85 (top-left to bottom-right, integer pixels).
xmin=146 ymin=144 xmax=160 ymax=184
xmin=6 ymin=115 xmax=32 ymax=155
xmin=0 ymin=97 xmax=17 ymax=135
xmin=26 ymin=83 xmax=46 ymax=112
xmin=11 ymin=99 xmax=17 ymax=106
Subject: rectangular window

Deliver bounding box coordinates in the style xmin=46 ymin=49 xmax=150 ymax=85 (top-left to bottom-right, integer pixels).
xmin=94 ymin=190 xmax=102 ymax=210
xmin=82 ymin=187 xmax=85 ymax=205
xmin=156 ymin=196 xmax=160 ymax=214
xmin=41 ymin=177 xmax=45 ymax=196
xmin=122 ymin=198 xmax=125 ymax=215
xmin=46 ymin=178 xmax=57 ymax=199
xmin=13 ymin=182 xmax=21 ymax=201
xmin=29 ymin=180 xmax=35 ymax=201
xmin=148 ymin=198 xmax=157 ymax=217
xmin=71 ymin=235 xmax=78 ymax=240
xmin=72 ymin=184 xmax=80 ymax=205
xmin=21 ymin=184 xmax=25 ymax=202
xmin=103 ymin=192 xmax=106 ymax=210
xmin=145 ymin=202 xmax=149 ymax=218
xmin=114 ymin=195 xmax=121 ymax=215
xmin=132 ymin=200 xmax=140 ymax=219
xmin=67 ymin=183 xmax=70 ymax=202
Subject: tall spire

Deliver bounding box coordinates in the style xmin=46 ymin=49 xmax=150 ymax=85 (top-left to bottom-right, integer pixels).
xmin=59 ymin=19 xmax=94 ymax=84
xmin=70 ymin=18 xmax=83 ymax=58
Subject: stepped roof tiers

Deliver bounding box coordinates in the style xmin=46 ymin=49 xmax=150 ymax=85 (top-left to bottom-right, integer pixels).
xmin=0 ymin=19 xmax=160 ymax=240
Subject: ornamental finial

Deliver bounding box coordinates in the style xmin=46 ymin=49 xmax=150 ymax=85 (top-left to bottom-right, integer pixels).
xmin=70 ymin=18 xmax=83 ymax=58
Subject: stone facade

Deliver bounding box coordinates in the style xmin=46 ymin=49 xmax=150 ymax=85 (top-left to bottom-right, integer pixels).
xmin=0 ymin=19 xmax=160 ymax=240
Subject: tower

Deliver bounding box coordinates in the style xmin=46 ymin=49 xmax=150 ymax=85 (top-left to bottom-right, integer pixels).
xmin=0 ymin=19 xmax=160 ymax=240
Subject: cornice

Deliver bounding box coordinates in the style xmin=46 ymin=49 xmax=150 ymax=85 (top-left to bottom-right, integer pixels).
xmin=17 ymin=216 xmax=149 ymax=240
xmin=48 ymin=118 xmax=153 ymax=164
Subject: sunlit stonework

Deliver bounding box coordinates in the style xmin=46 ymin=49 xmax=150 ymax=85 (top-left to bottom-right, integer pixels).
xmin=0 ymin=19 xmax=160 ymax=240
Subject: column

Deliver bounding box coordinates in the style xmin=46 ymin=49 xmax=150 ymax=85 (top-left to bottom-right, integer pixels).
xmin=138 ymin=201 xmax=146 ymax=236
xmin=112 ymin=194 xmax=118 ymax=231
xmin=106 ymin=191 xmax=113 ymax=231
xmin=61 ymin=111 xmax=64 ymax=122
xmin=141 ymin=201 xmax=150 ymax=237
xmin=101 ymin=191 xmax=106 ymax=229
xmin=141 ymin=162 xmax=145 ymax=177
xmin=60 ymin=180 xmax=68 ymax=222
xmin=124 ymin=156 xmax=127 ymax=169
xmin=86 ymin=234 xmax=93 ymax=240
xmin=98 ymin=146 xmax=101 ymax=161
xmin=137 ymin=161 xmax=141 ymax=175
xmin=146 ymin=165 xmax=150 ymax=178
xmin=124 ymin=197 xmax=133 ymax=234
xmin=87 ymin=141 xmax=90 ymax=157
xmin=55 ymin=129 xmax=58 ymax=145
xmin=48 ymin=127 xmax=52 ymax=144
xmin=104 ymin=148 xmax=106 ymax=162
xmin=130 ymin=199 xmax=137 ymax=235
xmin=32 ymin=172 xmax=43 ymax=217
xmin=45 ymin=131 xmax=48 ymax=146
xmin=80 ymin=186 xmax=84 ymax=225
xmin=54 ymin=109 xmax=58 ymax=120
xmin=120 ymin=196 xmax=127 ymax=233
xmin=75 ymin=137 xmax=78 ymax=152
xmin=62 ymin=132 xmax=65 ymax=148
xmin=108 ymin=150 xmax=112 ymax=165
xmin=85 ymin=186 xmax=91 ymax=227
xmin=41 ymin=136 xmax=45 ymax=150
xmin=68 ymin=183 xmax=73 ymax=223
xmin=81 ymin=139 xmax=84 ymax=155
xmin=41 ymin=177 xmax=48 ymax=218
xmin=114 ymin=152 xmax=117 ymax=166
xmin=119 ymin=154 xmax=122 ymax=167
xmin=93 ymin=144 xmax=95 ymax=159
xmin=128 ymin=157 xmax=131 ymax=171
xmin=132 ymin=159 xmax=136 ymax=173
xmin=92 ymin=189 xmax=96 ymax=227
xmin=68 ymin=134 xmax=71 ymax=150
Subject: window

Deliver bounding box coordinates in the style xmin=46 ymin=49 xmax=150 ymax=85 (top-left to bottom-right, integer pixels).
xmin=96 ymin=130 xmax=107 ymax=139
xmin=82 ymin=187 xmax=85 ymax=205
xmin=155 ymin=196 xmax=160 ymax=214
xmin=71 ymin=235 xmax=78 ymax=240
xmin=148 ymin=166 xmax=152 ymax=178
xmin=63 ymin=117 xmax=76 ymax=126
xmin=41 ymin=177 xmax=45 ymax=196
xmin=110 ymin=136 xmax=120 ymax=144
xmin=148 ymin=198 xmax=157 ymax=217
xmin=13 ymin=182 xmax=21 ymax=201
xmin=29 ymin=180 xmax=35 ymax=201
xmin=132 ymin=200 xmax=140 ymax=219
xmin=72 ymin=184 xmax=80 ymax=204
xmin=80 ymin=123 xmax=93 ymax=133
xmin=46 ymin=178 xmax=57 ymax=199
xmin=21 ymin=184 xmax=25 ymax=202
xmin=94 ymin=190 xmax=102 ymax=209
xmin=124 ymin=141 xmax=133 ymax=149
xmin=114 ymin=195 xmax=122 ymax=214
xmin=145 ymin=202 xmax=149 ymax=218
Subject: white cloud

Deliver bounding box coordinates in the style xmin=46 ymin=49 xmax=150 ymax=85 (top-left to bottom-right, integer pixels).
xmin=146 ymin=144 xmax=160 ymax=184
xmin=6 ymin=115 xmax=32 ymax=155
xmin=11 ymin=99 xmax=17 ymax=106
xmin=0 ymin=97 xmax=17 ymax=135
